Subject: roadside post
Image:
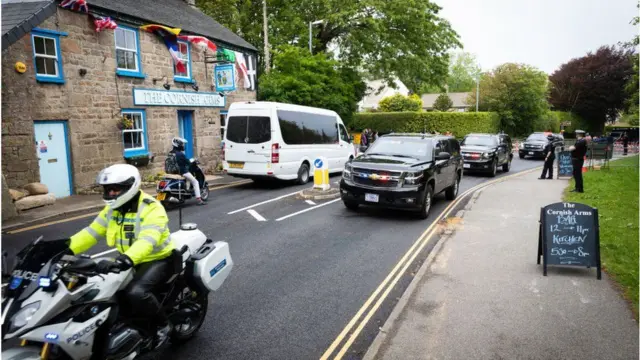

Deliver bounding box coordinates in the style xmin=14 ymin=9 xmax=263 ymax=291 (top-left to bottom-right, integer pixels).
xmin=537 ymin=202 xmax=601 ymax=279
xmin=313 ymin=157 xmax=330 ymax=191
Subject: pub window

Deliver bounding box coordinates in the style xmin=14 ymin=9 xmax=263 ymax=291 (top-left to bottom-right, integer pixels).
xmin=174 ymin=40 xmax=193 ymax=83
xmin=121 ymin=110 xmax=148 ymax=157
xmin=115 ymin=25 xmax=144 ymax=78
xmin=220 ymin=111 xmax=227 ymax=139
xmin=31 ymin=28 xmax=67 ymax=84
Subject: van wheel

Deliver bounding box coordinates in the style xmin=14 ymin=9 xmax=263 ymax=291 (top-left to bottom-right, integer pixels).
xmin=297 ymin=163 xmax=310 ymax=185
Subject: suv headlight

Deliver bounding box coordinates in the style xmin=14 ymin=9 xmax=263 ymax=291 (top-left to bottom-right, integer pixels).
xmin=482 ymin=152 xmax=495 ymax=159
xmin=519 ymin=143 xmax=524 ymax=149
xmin=343 ymin=164 xmax=352 ymax=180
xmin=403 ymin=171 xmax=423 ymax=186
xmin=10 ymin=301 xmax=41 ymax=331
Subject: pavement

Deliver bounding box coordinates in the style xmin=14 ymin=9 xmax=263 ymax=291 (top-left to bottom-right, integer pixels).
xmin=1 ymin=174 xmax=247 ymax=232
xmin=363 ymin=170 xmax=639 ymax=360
xmin=1 ymin=157 xmax=543 ymax=359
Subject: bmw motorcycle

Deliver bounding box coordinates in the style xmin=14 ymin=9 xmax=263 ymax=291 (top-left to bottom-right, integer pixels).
xmin=156 ymin=158 xmax=209 ymax=207
xmin=1 ymin=215 xmax=233 ymax=360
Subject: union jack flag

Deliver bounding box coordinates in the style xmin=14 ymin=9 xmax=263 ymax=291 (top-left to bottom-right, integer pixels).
xmin=59 ymin=0 xmax=88 ymax=13
xmin=93 ymin=16 xmax=117 ymax=32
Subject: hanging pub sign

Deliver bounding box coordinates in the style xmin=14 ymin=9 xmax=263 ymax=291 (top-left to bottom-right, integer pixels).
xmin=215 ymin=64 xmax=236 ymax=92
xmin=537 ymin=201 xmax=601 ymax=279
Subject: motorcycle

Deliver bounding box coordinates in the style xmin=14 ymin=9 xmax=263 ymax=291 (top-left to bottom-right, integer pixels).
xmin=157 ymin=157 xmax=209 ymax=207
xmin=1 ymin=200 xmax=233 ymax=360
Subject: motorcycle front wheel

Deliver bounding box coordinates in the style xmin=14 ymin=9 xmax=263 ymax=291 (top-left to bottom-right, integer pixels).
xmin=170 ymin=286 xmax=208 ymax=344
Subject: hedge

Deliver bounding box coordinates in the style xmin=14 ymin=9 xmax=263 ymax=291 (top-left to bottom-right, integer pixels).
xmin=351 ymin=112 xmax=500 ymax=137
xmin=549 ymin=111 xmax=584 ymax=138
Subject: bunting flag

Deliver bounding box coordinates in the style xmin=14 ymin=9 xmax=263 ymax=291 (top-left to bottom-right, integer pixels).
xmin=93 ymin=15 xmax=117 ymax=32
xmin=216 ymin=48 xmax=236 ymax=63
xmin=59 ymin=0 xmax=88 ymax=13
xmin=140 ymin=24 xmax=186 ymax=73
xmin=234 ymin=51 xmax=251 ymax=89
xmin=177 ymin=35 xmax=217 ymax=53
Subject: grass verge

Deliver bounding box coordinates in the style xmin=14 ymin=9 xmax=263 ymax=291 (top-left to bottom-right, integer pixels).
xmin=563 ymin=155 xmax=639 ymax=319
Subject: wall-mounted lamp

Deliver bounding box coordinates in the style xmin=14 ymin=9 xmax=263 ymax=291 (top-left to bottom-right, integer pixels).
xmin=192 ymin=81 xmax=199 ymax=92
xmin=218 ymin=92 xmax=225 ymax=97
xmin=163 ymin=82 xmax=171 ymax=90
xmin=152 ymin=75 xmax=167 ymax=85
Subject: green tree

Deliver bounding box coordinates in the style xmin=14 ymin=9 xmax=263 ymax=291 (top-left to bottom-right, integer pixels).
xmin=257 ymin=46 xmax=366 ymax=124
xmin=433 ymin=93 xmax=453 ymax=111
xmin=378 ymin=94 xmax=422 ymax=112
xmin=467 ymin=63 xmax=549 ymax=137
xmin=418 ymin=51 xmax=480 ymax=94
xmin=198 ymin=0 xmax=461 ymax=93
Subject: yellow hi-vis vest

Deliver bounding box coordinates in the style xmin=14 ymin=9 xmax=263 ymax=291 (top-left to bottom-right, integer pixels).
xmin=69 ymin=192 xmax=174 ymax=265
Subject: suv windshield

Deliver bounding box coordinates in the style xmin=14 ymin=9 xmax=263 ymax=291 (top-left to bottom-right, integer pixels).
xmin=366 ymin=138 xmax=433 ymax=159
xmin=526 ymin=133 xmax=547 ymax=141
xmin=461 ymin=135 xmax=497 ymax=147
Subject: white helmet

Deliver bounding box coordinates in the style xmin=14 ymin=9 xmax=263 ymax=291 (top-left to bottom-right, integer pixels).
xmin=172 ymin=137 xmax=187 ymax=150
xmin=96 ymin=164 xmax=141 ymax=209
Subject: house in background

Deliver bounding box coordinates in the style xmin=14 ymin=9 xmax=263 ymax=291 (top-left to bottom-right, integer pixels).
xmin=421 ymin=92 xmax=473 ymax=112
xmin=357 ymin=78 xmax=409 ymax=111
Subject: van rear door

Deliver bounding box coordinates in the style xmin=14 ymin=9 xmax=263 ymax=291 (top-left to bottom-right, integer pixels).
xmin=225 ymin=113 xmax=272 ymax=174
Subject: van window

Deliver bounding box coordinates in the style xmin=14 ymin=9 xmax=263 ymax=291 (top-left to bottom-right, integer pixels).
xmin=339 ymin=124 xmax=350 ymax=142
xmin=226 ymin=116 xmax=271 ymax=144
xmin=277 ymin=110 xmax=338 ymax=145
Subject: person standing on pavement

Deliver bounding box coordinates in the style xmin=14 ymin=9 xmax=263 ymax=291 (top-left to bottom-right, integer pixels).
xmin=569 ymin=130 xmax=587 ymax=193
xmin=539 ymin=134 xmax=556 ymax=179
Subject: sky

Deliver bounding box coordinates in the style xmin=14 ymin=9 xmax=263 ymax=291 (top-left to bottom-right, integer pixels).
xmin=433 ymin=0 xmax=638 ymax=74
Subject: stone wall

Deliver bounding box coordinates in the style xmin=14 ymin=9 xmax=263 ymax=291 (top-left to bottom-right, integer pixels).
xmin=1 ymin=9 xmax=256 ymax=193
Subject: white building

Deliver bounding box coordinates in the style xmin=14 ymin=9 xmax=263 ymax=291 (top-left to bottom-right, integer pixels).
xmin=421 ymin=92 xmax=473 ymax=112
xmin=357 ymin=79 xmax=409 ymax=111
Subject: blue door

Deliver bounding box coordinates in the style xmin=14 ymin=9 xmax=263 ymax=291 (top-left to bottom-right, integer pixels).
xmin=34 ymin=121 xmax=72 ymax=197
xmin=177 ymin=110 xmax=194 ymax=159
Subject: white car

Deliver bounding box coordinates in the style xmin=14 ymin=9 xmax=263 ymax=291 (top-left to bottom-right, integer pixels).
xmin=223 ymin=101 xmax=356 ymax=184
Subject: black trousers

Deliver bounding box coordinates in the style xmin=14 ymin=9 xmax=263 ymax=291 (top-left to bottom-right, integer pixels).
xmin=541 ymin=157 xmax=554 ymax=179
xmin=572 ymin=158 xmax=584 ymax=192
xmin=122 ymin=255 xmax=176 ymax=328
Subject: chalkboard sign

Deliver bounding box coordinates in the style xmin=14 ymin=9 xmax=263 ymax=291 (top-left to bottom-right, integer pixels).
xmin=537 ymin=202 xmax=601 ymax=279
xmin=556 ymin=151 xmax=573 ymax=178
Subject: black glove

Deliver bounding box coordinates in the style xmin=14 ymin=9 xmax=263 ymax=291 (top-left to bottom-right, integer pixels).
xmin=95 ymin=259 xmax=119 ymax=274
xmin=115 ymin=254 xmax=134 ymax=270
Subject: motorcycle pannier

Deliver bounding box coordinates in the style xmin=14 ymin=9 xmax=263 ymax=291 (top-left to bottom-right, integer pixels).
xmin=186 ymin=240 xmax=234 ymax=292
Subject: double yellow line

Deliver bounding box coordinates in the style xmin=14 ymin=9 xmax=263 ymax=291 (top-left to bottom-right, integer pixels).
xmin=320 ymin=166 xmax=542 ymax=360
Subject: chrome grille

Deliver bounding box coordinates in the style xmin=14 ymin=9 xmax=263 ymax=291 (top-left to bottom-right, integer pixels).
xmin=353 ymin=177 xmax=398 ymax=188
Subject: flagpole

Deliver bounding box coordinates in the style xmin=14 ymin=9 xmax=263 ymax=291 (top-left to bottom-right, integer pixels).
xmin=263 ymin=0 xmax=270 ymax=73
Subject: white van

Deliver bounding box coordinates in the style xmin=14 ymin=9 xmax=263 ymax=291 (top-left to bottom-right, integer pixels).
xmin=222 ymin=101 xmax=356 ymax=184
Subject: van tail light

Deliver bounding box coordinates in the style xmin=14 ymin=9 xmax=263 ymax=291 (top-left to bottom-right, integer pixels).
xmin=222 ymin=142 xmax=226 ymax=161
xmin=271 ymin=143 xmax=280 ymax=163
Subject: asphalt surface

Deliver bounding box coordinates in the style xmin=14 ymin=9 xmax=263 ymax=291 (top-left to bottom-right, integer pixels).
xmin=1 ymin=157 xmax=542 ymax=359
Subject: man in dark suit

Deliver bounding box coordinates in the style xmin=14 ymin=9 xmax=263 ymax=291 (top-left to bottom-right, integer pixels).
xmin=570 ymin=130 xmax=587 ymax=193
xmin=539 ymin=134 xmax=556 ymax=179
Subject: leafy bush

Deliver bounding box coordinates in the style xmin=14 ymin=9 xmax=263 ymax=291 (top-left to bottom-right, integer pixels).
xmin=433 ymin=93 xmax=453 ymax=111
xmin=351 ymin=112 xmax=499 ymax=137
xmin=550 ymin=111 xmax=585 ymax=137
xmin=378 ymin=94 xmax=422 ymax=112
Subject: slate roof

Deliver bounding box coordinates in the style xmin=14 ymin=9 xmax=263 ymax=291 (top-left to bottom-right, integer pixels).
xmin=87 ymin=0 xmax=257 ymax=52
xmin=2 ymin=0 xmax=57 ymax=51
xmin=2 ymin=0 xmax=257 ymax=53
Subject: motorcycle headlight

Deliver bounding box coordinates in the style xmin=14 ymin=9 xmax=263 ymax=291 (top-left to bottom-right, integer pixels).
xmin=10 ymin=301 xmax=41 ymax=331
xmin=343 ymin=164 xmax=352 ymax=179
xmin=403 ymin=171 xmax=423 ymax=186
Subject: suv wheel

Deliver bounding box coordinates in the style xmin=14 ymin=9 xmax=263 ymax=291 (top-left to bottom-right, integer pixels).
xmin=489 ymin=160 xmax=497 ymax=177
xmin=343 ymin=200 xmax=359 ymax=211
xmin=519 ymin=153 xmax=525 ymax=159
xmin=297 ymin=163 xmax=310 ymax=185
xmin=418 ymin=184 xmax=434 ymax=219
xmin=445 ymin=172 xmax=460 ymax=200
xmin=502 ymin=157 xmax=511 ymax=172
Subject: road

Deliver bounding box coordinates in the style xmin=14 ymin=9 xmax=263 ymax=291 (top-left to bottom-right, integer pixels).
xmin=2 ymin=157 xmax=542 ymax=359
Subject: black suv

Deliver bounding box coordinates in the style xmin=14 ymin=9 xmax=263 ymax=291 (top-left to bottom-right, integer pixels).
xmin=460 ymin=133 xmax=513 ymax=177
xmin=339 ymin=134 xmax=463 ymax=219
xmin=519 ymin=132 xmax=564 ymax=159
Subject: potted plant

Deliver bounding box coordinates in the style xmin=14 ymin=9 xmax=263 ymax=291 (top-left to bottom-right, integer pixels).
xmin=117 ymin=117 xmax=133 ymax=130
xmin=124 ymin=152 xmax=154 ymax=167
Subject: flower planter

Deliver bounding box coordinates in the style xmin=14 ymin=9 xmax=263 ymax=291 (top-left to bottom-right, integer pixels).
xmin=124 ymin=155 xmax=150 ymax=167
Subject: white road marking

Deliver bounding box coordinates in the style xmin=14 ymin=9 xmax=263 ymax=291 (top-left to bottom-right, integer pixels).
xmin=276 ymin=198 xmax=341 ymax=221
xmin=306 ymin=200 xmax=317 ymax=205
xmin=247 ymin=209 xmax=267 ymax=221
xmin=227 ymin=190 xmax=300 ymax=214
xmin=90 ymin=249 xmax=117 ymax=258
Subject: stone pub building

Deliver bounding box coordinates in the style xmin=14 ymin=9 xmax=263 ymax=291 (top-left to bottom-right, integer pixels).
xmin=1 ymin=0 xmax=258 ymax=197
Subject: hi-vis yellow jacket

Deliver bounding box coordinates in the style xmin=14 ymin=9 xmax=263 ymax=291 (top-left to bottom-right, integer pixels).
xmin=69 ymin=192 xmax=174 ymax=265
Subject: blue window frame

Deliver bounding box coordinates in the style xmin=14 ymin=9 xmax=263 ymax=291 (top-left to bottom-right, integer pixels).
xmin=121 ymin=109 xmax=149 ymax=157
xmin=114 ymin=25 xmax=145 ymax=78
xmin=31 ymin=28 xmax=67 ymax=84
xmin=173 ymin=40 xmax=193 ymax=83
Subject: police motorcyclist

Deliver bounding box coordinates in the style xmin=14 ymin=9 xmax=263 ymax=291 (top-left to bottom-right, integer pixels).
xmin=66 ymin=164 xmax=177 ymax=348
xmin=539 ymin=134 xmax=556 ymax=179
xmin=569 ymin=129 xmax=587 ymax=193
xmin=171 ymin=137 xmax=205 ymax=205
